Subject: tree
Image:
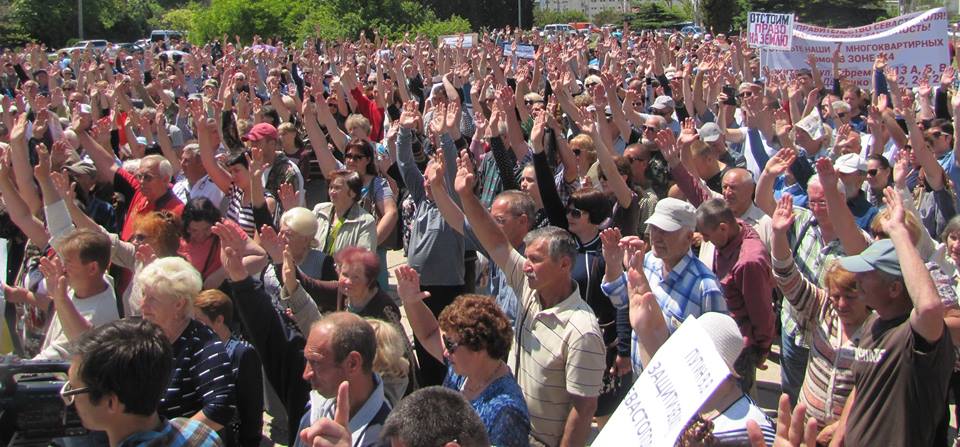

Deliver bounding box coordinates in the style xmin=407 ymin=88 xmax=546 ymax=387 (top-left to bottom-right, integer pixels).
xmin=425 ymin=0 xmax=536 ymax=30
xmin=592 ymin=8 xmax=628 ymax=26
xmin=702 ymin=0 xmax=740 ymax=32
xmin=533 ymin=7 xmax=588 ymax=27
xmin=627 ymin=3 xmax=685 ymax=30
xmin=744 ymin=0 xmax=885 ymax=28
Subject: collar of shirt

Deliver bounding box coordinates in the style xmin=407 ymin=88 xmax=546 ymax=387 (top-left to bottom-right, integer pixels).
xmin=742 ymin=204 xmax=766 ymax=226
xmin=535 ymin=281 xmax=584 ymax=326
xmin=310 ymin=373 xmax=387 ymax=434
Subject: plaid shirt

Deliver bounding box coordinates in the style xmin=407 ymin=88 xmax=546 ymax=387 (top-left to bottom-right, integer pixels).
xmin=117 ymin=417 xmax=223 ymax=447
xmin=602 ymin=251 xmax=726 ymax=372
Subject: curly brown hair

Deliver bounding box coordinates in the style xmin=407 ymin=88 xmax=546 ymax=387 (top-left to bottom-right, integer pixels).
xmin=438 ymin=294 xmax=513 ymax=361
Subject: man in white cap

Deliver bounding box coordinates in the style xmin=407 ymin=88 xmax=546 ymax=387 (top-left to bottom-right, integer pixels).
xmin=834 ymin=153 xmax=878 ymax=230
xmin=699 ymin=122 xmax=744 ymax=168
xmin=601 ymin=198 xmax=726 ymax=373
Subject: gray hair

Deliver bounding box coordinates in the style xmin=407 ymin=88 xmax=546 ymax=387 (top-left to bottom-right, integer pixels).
xmin=141 ymin=154 xmax=174 ymax=181
xmin=495 ymin=190 xmax=538 ymax=230
xmin=136 ymin=257 xmax=202 ymax=319
xmin=523 ymin=226 xmax=577 ymax=263
xmin=807 ymin=173 xmax=846 ymax=199
xmin=381 ymin=386 xmax=489 ymax=447
xmin=696 ymin=197 xmax=737 ymax=231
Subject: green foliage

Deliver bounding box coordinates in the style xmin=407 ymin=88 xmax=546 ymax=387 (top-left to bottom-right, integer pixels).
xmin=743 ymin=0 xmax=885 ymax=28
xmin=592 ymin=8 xmax=628 ymax=26
xmin=533 ymin=7 xmax=588 ymax=27
xmin=702 ymin=0 xmax=741 ymax=32
xmin=626 ymin=3 xmax=686 ymax=29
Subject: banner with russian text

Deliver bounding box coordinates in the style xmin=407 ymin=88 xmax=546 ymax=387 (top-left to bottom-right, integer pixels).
xmin=592 ymin=316 xmax=730 ymax=447
xmin=748 ymin=12 xmax=794 ymax=50
xmin=764 ymin=8 xmax=949 ymax=88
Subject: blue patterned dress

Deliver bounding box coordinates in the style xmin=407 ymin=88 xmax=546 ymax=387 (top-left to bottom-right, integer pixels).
xmin=442 ymin=363 xmax=531 ymax=447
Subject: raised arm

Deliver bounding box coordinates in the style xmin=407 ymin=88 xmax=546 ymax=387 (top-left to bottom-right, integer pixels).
xmin=427 ymin=149 xmax=465 ymax=234
xmin=755 ymin=147 xmax=797 ymax=216
xmin=302 ymin=93 xmax=339 ymax=177
xmin=454 ymin=149 xmax=512 ymax=268
xmin=882 ymin=188 xmax=946 ymax=342
xmin=395 ymin=265 xmax=444 ymax=362
xmin=815 ymin=158 xmax=869 ymax=254
xmin=197 ymin=116 xmax=234 ymax=193
xmin=590 ymin=89 xmax=633 ymax=208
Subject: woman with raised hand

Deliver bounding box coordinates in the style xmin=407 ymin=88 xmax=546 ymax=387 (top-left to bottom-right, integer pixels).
xmin=395 ymin=264 xmax=530 ymax=447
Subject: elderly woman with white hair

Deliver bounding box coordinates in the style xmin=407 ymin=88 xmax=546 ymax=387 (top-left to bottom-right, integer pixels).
xmin=259 ymin=206 xmax=336 ymax=281
xmin=137 ymin=256 xmax=237 ymax=432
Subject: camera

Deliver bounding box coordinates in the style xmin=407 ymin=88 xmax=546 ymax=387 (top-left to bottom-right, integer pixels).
xmin=0 ymin=356 xmax=86 ymax=447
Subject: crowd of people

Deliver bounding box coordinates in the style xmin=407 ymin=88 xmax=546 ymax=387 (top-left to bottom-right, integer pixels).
xmin=1 ymin=22 xmax=959 ymax=447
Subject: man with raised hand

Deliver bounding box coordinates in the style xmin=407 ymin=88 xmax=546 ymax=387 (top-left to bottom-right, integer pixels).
xmin=453 ymin=147 xmax=604 ymax=447
xmin=832 ymin=188 xmax=954 ymax=447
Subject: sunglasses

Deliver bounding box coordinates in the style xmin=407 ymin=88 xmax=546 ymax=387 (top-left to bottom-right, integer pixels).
xmin=572 ymin=149 xmax=582 ymax=156
xmin=643 ymin=125 xmax=658 ymax=132
xmin=929 ymin=130 xmax=949 ymax=138
xmin=867 ymin=169 xmax=879 ymax=176
xmin=738 ymin=92 xmax=753 ymax=98
xmin=441 ymin=335 xmax=460 ymax=353
xmin=567 ymin=207 xmax=584 ymax=219
xmin=60 ymin=381 xmax=90 ymax=406
xmin=345 ymin=153 xmax=368 ymax=161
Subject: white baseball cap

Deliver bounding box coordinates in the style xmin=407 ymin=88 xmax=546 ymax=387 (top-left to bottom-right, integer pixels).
xmin=835 ymin=153 xmax=867 ymax=174
xmin=644 ymin=198 xmax=696 ymax=232
xmin=651 ymin=95 xmax=675 ymax=111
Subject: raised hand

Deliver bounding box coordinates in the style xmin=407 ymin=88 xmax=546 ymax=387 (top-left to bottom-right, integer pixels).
xmin=33 ymin=143 xmax=51 ymax=181
xmin=764 ymin=147 xmax=797 ymax=176
xmin=38 ymin=255 xmax=68 ymax=303
xmin=771 ymin=194 xmax=795 ymax=234
xmin=259 ymin=224 xmax=286 ymax=261
xmin=880 ymin=186 xmax=906 ymax=236
xmin=814 ymin=157 xmax=838 ymax=187
xmin=600 ymin=227 xmax=625 ymax=270
xmin=399 ymin=100 xmax=420 ymax=129
xmin=134 ymin=243 xmax=158 ymax=266
xmin=677 ymin=118 xmax=699 ymax=146
xmin=654 ymin=129 xmax=680 ymax=168
xmin=278 ymin=182 xmax=301 ymax=211
xmin=281 ymin=247 xmax=299 ymax=296
xmin=50 ymin=171 xmax=76 ymax=203
xmin=247 ymin=147 xmax=271 ymax=178
xmin=529 ymin=110 xmax=547 ymax=154
xmin=746 ymin=394 xmax=817 ymax=447
xmin=299 ymin=381 xmax=352 ymax=447
xmin=214 ymin=222 xmax=248 ymax=282
xmin=453 ymin=149 xmax=476 ymax=196
xmin=394 ymin=264 xmax=431 ymax=304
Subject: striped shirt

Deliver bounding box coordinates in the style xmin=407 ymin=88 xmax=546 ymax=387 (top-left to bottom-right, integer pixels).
xmin=503 ymin=248 xmax=605 ymax=447
xmin=602 ymin=251 xmax=726 ymax=373
xmin=224 ymin=184 xmax=257 ymax=238
xmin=159 ymin=320 xmax=237 ymax=427
xmin=772 ymin=256 xmax=862 ymax=429
xmin=782 ymin=208 xmax=855 ymax=341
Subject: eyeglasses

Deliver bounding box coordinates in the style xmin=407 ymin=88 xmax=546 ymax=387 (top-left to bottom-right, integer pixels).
xmin=441 ymin=335 xmax=460 ymax=353
xmin=837 ymin=113 xmax=848 ymax=119
xmin=643 ymin=125 xmax=658 ymax=132
xmin=929 ymin=131 xmax=949 ymax=138
xmin=867 ymin=169 xmax=879 ymax=177
xmin=567 ymin=207 xmax=584 ymax=219
xmin=60 ymin=381 xmax=90 ymax=406
xmin=344 ymin=153 xmax=368 ymax=161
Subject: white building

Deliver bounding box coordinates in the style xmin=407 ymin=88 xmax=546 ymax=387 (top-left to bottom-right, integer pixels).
xmin=539 ymin=0 xmax=627 ymax=18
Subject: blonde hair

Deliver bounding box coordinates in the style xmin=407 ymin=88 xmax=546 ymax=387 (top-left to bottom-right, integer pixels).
xmin=277 ymin=122 xmax=297 ymax=134
xmin=366 ymin=319 xmax=410 ymax=379
xmin=345 ymin=114 xmax=372 ymax=135
xmin=280 ymin=207 xmax=319 ymax=247
xmin=136 ymin=257 xmax=202 ymax=318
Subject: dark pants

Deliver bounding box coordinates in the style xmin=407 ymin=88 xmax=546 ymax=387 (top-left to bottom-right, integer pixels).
xmin=734 ymin=345 xmax=763 ymax=395
xmin=414 ymin=284 xmax=464 ymax=386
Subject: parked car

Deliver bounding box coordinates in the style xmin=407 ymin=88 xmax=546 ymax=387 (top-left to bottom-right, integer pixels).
xmin=150 ymin=30 xmax=184 ymax=43
xmin=680 ymin=25 xmax=705 ymax=36
xmin=539 ymin=24 xmax=577 ymax=38
xmin=57 ymin=40 xmax=116 ymax=59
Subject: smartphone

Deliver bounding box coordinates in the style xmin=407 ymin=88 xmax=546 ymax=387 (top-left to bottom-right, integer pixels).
xmin=722 ymin=85 xmax=737 ymax=106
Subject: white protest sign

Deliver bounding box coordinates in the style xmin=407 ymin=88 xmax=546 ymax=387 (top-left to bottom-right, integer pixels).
xmin=748 ymin=12 xmax=794 ymax=50
xmin=592 ymin=316 xmax=731 ymax=447
xmin=764 ymin=8 xmax=949 ymax=88
xmin=438 ymin=33 xmax=478 ymax=48
xmin=502 ymin=42 xmax=536 ymax=59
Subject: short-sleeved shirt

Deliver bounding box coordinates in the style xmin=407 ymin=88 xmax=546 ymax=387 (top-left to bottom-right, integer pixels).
xmin=502 ymin=248 xmax=605 ymax=446
xmin=224 ymin=184 xmax=259 ymax=238
xmin=844 ymin=314 xmax=955 ymax=446
xmin=116 ymin=168 xmax=185 ymax=241
xmin=160 ymin=320 xmax=236 ymax=427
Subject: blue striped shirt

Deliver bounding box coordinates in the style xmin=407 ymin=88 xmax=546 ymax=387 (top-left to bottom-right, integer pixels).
xmin=159 ymin=320 xmax=236 ymax=427
xmin=601 ymin=251 xmax=726 ymax=372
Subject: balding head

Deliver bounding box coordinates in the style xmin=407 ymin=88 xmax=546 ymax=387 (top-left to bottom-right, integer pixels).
xmin=312 ymin=312 xmax=377 ymax=373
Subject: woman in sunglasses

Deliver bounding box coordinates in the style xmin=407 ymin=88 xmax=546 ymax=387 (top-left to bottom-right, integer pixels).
xmin=395 ymin=265 xmax=530 ymax=447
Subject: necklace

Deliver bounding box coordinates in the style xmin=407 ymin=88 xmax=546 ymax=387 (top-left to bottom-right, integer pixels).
xmin=463 ymin=361 xmax=505 ymax=396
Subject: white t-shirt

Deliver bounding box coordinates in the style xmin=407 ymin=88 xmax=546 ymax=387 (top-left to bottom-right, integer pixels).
xmin=35 ymin=279 xmax=119 ymax=360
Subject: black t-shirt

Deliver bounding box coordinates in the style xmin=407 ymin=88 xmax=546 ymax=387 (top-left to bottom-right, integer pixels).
xmin=844 ymin=313 xmax=955 ymax=446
